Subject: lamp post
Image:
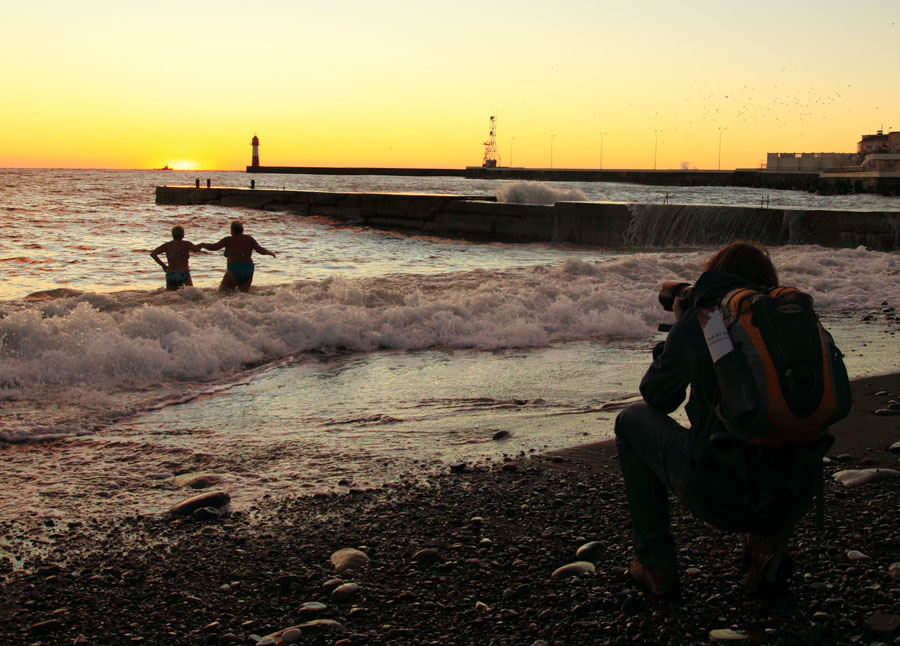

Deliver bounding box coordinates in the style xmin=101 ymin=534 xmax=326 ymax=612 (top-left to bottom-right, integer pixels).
xmin=599 ymin=132 xmax=607 ymax=170
xmin=550 ymin=132 xmax=556 ymax=169
xmin=654 ymin=130 xmax=661 ymax=170
xmin=718 ymin=127 xmax=726 ymax=170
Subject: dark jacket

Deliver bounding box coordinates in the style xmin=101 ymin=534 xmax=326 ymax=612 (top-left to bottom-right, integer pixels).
xmin=640 ymin=271 xmax=754 ymax=454
xmin=639 ymin=271 xmax=827 ymax=532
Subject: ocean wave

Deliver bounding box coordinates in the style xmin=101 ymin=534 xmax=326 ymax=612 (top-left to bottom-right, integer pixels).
xmin=1 ymin=248 xmax=897 ymax=441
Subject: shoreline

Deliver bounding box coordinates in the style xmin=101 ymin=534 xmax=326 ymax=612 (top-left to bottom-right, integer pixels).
xmin=1 ymin=374 xmax=897 ymax=644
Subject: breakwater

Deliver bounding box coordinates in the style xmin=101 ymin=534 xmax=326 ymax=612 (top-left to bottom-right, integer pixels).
xmin=155 ymin=185 xmax=900 ymax=251
xmin=246 ymin=166 xmax=900 ymax=195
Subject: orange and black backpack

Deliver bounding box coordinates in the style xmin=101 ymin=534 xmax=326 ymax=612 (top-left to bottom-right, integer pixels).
xmin=705 ymin=286 xmax=852 ymax=446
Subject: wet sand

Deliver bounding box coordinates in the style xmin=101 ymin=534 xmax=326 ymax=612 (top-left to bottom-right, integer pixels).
xmin=0 ymin=374 xmax=898 ymax=645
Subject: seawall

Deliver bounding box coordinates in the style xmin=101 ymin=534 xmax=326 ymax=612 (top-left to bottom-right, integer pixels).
xmin=247 ymin=165 xmax=892 ymax=194
xmin=155 ymin=185 xmax=900 ymax=251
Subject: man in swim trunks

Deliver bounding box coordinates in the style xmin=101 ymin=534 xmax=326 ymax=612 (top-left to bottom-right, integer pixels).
xmin=150 ymin=225 xmax=202 ymax=290
xmin=200 ymin=220 xmax=276 ymax=292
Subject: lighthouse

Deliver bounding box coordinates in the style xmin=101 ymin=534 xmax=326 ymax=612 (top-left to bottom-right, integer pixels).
xmin=251 ymin=135 xmax=260 ymax=168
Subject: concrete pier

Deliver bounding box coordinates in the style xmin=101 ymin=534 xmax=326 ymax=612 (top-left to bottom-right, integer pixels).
xmin=155 ymin=185 xmax=900 ymax=251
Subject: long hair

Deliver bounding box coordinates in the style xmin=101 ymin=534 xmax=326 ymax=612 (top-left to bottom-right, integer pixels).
xmin=704 ymin=241 xmax=778 ymax=287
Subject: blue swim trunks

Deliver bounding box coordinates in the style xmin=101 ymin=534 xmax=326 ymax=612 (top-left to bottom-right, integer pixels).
xmin=227 ymin=261 xmax=254 ymax=284
xmin=165 ymin=270 xmax=191 ymax=289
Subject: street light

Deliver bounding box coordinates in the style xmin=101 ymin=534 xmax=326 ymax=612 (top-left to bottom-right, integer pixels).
xmin=550 ymin=132 xmax=557 ymax=168
xmin=599 ymin=132 xmax=607 ymax=170
xmin=718 ymin=127 xmax=727 ymax=170
xmin=654 ymin=130 xmax=661 ymax=170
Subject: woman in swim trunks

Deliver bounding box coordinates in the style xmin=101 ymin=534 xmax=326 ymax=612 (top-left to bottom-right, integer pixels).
xmin=150 ymin=224 xmax=202 ymax=290
xmin=200 ymin=220 xmax=276 ymax=292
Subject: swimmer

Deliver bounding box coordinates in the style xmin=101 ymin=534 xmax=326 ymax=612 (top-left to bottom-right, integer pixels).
xmin=199 ymin=220 xmax=276 ymax=292
xmin=150 ymin=225 xmax=202 ymax=290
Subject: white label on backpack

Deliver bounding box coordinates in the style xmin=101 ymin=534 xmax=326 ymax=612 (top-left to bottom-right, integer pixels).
xmin=701 ymin=308 xmax=734 ymax=363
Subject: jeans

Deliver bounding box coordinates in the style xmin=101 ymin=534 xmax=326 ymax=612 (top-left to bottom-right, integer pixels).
xmin=614 ymin=402 xmax=693 ymax=567
xmin=615 ymin=402 xmax=824 ymax=567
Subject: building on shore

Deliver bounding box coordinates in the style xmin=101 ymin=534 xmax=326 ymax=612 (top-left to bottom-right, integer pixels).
xmin=767 ymin=130 xmax=900 ymax=173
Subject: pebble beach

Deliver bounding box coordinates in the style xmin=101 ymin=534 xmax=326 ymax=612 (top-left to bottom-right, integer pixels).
xmin=1 ymin=373 xmax=898 ymax=646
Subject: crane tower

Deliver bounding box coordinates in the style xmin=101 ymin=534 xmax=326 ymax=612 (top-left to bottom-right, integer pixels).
xmin=482 ymin=116 xmax=500 ymax=168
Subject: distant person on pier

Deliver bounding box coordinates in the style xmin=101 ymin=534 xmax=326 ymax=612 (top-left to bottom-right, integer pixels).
xmin=150 ymin=224 xmax=202 ymax=290
xmin=200 ymin=220 xmax=276 ymax=292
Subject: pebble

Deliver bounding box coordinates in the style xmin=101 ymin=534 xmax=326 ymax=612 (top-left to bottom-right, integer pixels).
xmin=709 ymin=628 xmax=749 ymax=642
xmin=332 ymin=582 xmax=359 ymax=601
xmin=873 ymin=408 xmax=900 ymax=416
xmin=551 ymin=561 xmax=595 ymax=578
xmin=574 ymin=541 xmax=603 ymax=561
xmin=865 ymin=613 xmax=900 ymax=635
xmin=846 ymin=550 xmax=871 ymax=561
xmin=685 ymin=567 xmax=702 ymax=576
xmin=492 ymin=430 xmax=510 ymax=440
xmin=412 ymin=548 xmax=440 ymax=564
xmin=299 ymin=602 xmax=327 ymax=615
xmin=330 ymin=548 xmax=369 ymax=571
xmin=889 ymin=562 xmax=900 ymax=579
xmin=297 ymin=619 xmax=343 ymax=634
xmin=173 ymin=473 xmax=224 ymax=489
xmin=167 ymin=491 xmax=230 ymax=516
xmin=191 ymin=506 xmax=222 ymax=521
xmin=833 ymin=468 xmax=900 ymax=487
xmin=889 ymin=441 xmax=900 ymax=454
xmin=280 ymin=627 xmax=302 ymax=644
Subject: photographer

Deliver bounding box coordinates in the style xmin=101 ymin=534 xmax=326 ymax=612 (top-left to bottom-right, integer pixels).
xmin=615 ymin=241 xmax=840 ymax=598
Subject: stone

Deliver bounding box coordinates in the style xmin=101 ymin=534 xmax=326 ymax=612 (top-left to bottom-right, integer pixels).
xmin=709 ymin=628 xmax=750 ymax=642
xmin=280 ymin=627 xmax=302 ymax=644
xmin=864 ymin=613 xmax=900 ymax=635
xmin=412 ymin=548 xmax=440 ymax=564
xmin=551 ymin=561 xmax=595 ymax=578
xmin=889 ymin=441 xmax=900 ymax=454
xmin=889 ymin=562 xmax=900 ymax=579
xmin=299 ymin=601 xmax=327 ymax=615
xmin=873 ymin=408 xmax=900 ymax=416
xmin=191 ymin=506 xmax=222 ymax=521
xmin=167 ymin=491 xmax=230 ymax=516
xmin=575 ymin=541 xmax=603 ymax=561
xmin=174 ymin=473 xmax=224 ymax=489
xmin=833 ymin=468 xmax=900 ymax=487
xmin=277 ymin=574 xmax=302 ymax=594
xmin=846 ymin=550 xmax=871 ymax=561
xmin=492 ymin=430 xmax=510 ymax=440
xmin=449 ymin=462 xmax=467 ymax=473
xmin=330 ymin=548 xmax=369 ymax=571
xmin=297 ymin=619 xmax=343 ymax=634
xmin=332 ymin=582 xmax=359 ymax=601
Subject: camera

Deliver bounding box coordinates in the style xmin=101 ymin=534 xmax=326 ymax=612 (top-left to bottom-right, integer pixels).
xmin=658 ymin=281 xmax=693 ymax=312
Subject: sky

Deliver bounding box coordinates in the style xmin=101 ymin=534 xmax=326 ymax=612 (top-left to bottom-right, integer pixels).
xmin=2 ymin=0 xmax=898 ymax=171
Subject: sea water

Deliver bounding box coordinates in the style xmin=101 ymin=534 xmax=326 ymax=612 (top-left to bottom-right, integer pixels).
xmin=1 ymin=169 xmax=898 ymax=522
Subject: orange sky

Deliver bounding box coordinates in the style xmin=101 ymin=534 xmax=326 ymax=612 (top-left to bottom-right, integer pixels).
xmin=2 ymin=1 xmax=898 ymax=170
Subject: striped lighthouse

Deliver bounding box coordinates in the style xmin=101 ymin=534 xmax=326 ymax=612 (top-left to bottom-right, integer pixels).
xmin=251 ymin=135 xmax=260 ymax=168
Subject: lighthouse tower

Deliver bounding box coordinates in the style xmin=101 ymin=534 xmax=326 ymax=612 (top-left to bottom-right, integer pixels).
xmin=251 ymin=135 xmax=260 ymax=168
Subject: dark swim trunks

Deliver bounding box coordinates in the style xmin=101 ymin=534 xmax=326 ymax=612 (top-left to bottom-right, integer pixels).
xmin=165 ymin=270 xmax=191 ymax=289
xmin=227 ymin=261 xmax=254 ymax=284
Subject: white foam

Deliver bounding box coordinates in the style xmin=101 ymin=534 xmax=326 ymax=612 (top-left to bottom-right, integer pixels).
xmin=1 ymin=247 xmax=897 ymax=441
xmin=494 ymin=181 xmax=587 ymax=205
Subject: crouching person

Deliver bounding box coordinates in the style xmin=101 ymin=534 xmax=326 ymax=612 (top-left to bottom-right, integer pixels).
xmin=616 ymin=241 xmax=850 ymax=598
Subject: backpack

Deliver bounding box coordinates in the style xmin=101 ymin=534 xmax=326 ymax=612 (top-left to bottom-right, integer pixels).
xmin=704 ymin=286 xmax=852 ymax=446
